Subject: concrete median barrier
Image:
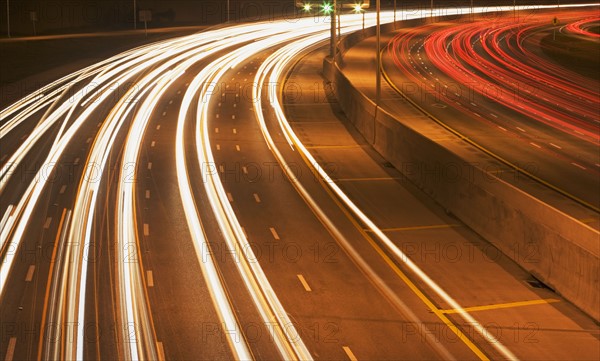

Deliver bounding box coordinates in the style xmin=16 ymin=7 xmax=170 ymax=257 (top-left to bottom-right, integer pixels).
xmin=323 ymin=13 xmax=599 ymax=322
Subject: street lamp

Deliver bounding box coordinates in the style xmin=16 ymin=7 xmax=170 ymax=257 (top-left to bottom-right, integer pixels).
xmin=430 ymin=0 xmax=434 ymax=20
xmin=6 ymin=0 xmax=10 ymax=37
xmin=323 ymin=2 xmax=336 ymax=60
xmin=376 ymin=0 xmax=380 ymax=106
xmin=353 ymin=3 xmax=365 ymax=30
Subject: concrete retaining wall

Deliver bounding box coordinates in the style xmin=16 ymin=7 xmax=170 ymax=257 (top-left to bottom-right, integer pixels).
xmin=323 ymin=14 xmax=600 ymax=321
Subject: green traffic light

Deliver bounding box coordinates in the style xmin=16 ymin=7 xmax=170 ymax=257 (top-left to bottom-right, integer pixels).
xmin=322 ymin=2 xmax=333 ymax=14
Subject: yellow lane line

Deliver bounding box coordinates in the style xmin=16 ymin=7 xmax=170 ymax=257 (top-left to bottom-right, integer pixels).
xmin=440 ymin=298 xmax=561 ymax=314
xmin=335 ymin=177 xmax=401 ymax=182
xmin=296 ymin=148 xmax=491 ymax=361
xmin=368 ymin=224 xmax=462 ymax=232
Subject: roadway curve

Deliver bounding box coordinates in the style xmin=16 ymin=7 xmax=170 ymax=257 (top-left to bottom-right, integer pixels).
xmin=1 ymin=5 xmax=599 ymax=361
xmin=384 ymin=8 xmax=600 ymax=210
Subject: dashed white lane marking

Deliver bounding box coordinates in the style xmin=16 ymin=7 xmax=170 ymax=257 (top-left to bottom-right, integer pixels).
xmin=550 ymin=143 xmax=562 ymax=149
xmin=236 ymin=145 xmax=240 ymax=152
xmin=4 ymin=337 xmax=16 ymax=361
xmin=151 ymin=141 xmax=156 ymax=147
xmin=147 ymin=162 xmax=153 ymax=170
xmin=490 ymin=113 xmax=498 ymax=118
xmin=157 ymin=341 xmax=165 ymax=361
xmin=232 ymin=115 xmax=236 ymax=120
xmin=147 ymin=270 xmax=154 ymax=287
xmin=216 ymin=114 xmax=220 ymax=119
xmin=516 ymin=127 xmax=526 ymax=132
xmin=143 ymin=223 xmax=150 ymax=236
xmin=25 ymin=265 xmax=35 ymax=282
xmin=59 ymin=185 xmax=67 ymax=194
xmin=145 ymin=190 xmax=150 ymax=199
xmin=74 ymin=157 xmax=80 ymax=165
xmin=572 ymin=162 xmax=586 ymax=170
xmin=43 ymin=217 xmax=52 ymax=229
xmin=242 ymin=166 xmax=248 ymax=174
xmin=86 ymin=137 xmax=92 ymax=144
xmin=233 ymin=128 xmax=237 ymax=134
xmin=498 ymin=126 xmax=507 ymax=131
xmin=530 ymin=142 xmax=541 ymax=149
xmin=219 ymin=165 xmax=225 ymax=173
xmin=269 ymin=227 xmax=280 ymax=240
xmin=253 ymin=193 xmax=261 ymax=203
xmin=215 ymin=128 xmax=219 ymax=134
xmin=162 ymin=111 xmax=166 ymax=116
xmin=169 ymin=100 xmax=173 ymax=105
xmin=227 ymin=192 xmax=234 ymax=202
xmin=156 ymin=124 xmax=161 ymax=130
xmin=297 ymin=274 xmax=312 ymax=292
xmin=216 ymin=144 xmax=221 ymax=151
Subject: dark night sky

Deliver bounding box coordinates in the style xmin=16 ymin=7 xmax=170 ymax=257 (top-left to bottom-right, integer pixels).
xmin=0 ymin=1 xmax=597 ymax=35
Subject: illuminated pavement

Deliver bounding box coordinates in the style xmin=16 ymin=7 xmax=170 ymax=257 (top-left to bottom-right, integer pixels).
xmin=1 ymin=4 xmax=599 ymax=361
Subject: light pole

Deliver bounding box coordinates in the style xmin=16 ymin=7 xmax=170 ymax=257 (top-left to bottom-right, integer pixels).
xmin=134 ymin=0 xmax=137 ymax=29
xmin=470 ymin=0 xmax=473 ymax=21
xmin=6 ymin=0 xmax=10 ymax=37
xmin=376 ymin=0 xmax=380 ymax=106
xmin=430 ymin=0 xmax=433 ymax=20
xmin=353 ymin=3 xmax=365 ymax=30
xmin=326 ymin=2 xmax=336 ymax=61
xmin=227 ymin=0 xmax=230 ymax=22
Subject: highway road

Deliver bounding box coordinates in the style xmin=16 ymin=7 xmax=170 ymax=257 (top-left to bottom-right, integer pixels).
xmin=382 ymin=8 xmax=600 ymax=211
xmin=1 ymin=4 xmax=599 ymax=361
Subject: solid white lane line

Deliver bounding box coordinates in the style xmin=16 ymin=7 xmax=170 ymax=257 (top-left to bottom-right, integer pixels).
xmin=269 ymin=227 xmax=280 ymax=240
xmin=297 ymin=274 xmax=311 ymax=292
